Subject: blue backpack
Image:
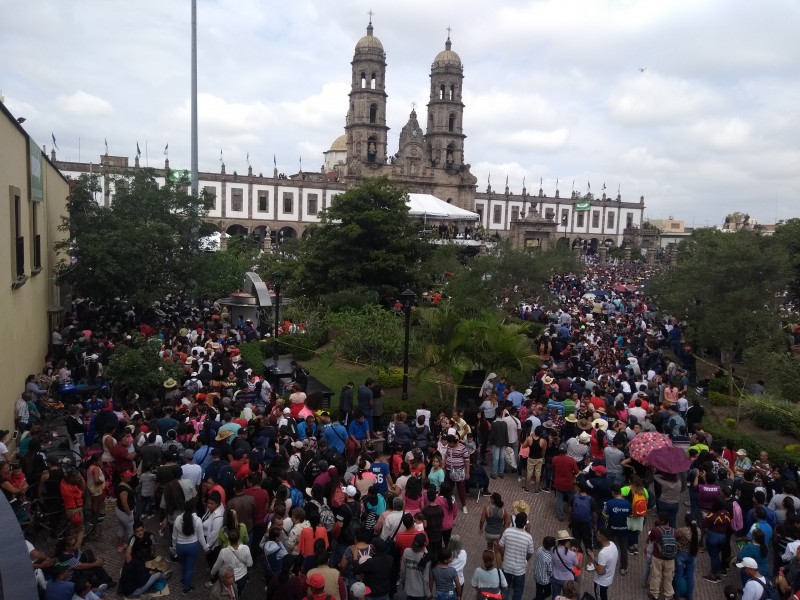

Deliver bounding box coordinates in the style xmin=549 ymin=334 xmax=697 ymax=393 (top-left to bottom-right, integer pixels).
xmin=572 ymin=494 xmax=592 ymax=524
xmin=290 ymin=486 xmax=305 ymax=509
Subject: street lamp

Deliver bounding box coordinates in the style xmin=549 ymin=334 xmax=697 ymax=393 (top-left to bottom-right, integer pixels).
xmin=401 ymin=288 xmax=416 ymax=401
xmin=561 ymin=214 xmax=568 ymax=245
xmin=272 ymin=271 xmax=283 ymax=363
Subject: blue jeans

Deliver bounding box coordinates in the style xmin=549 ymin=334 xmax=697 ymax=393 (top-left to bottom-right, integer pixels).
xmin=131 ymin=572 xmax=166 ymax=597
xmin=674 ymin=550 xmax=697 ymax=600
xmin=706 ymin=531 xmax=726 ymax=575
xmin=551 ymin=578 xmax=569 ymax=599
xmin=492 ymin=446 xmax=506 ymax=476
xmin=658 ymin=499 xmax=680 ymax=528
xmin=176 ymin=541 xmax=201 ymax=592
xmin=502 ymin=572 xmax=525 ymax=600
xmin=435 ymin=591 xmax=455 ymax=600
xmin=555 ymin=491 xmax=574 ymax=521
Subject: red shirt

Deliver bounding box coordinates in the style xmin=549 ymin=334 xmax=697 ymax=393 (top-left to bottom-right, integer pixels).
xmin=590 ymin=397 xmax=605 ymax=412
xmin=552 ymin=454 xmax=580 ymax=493
xmin=395 ymin=529 xmax=427 ymax=554
xmin=241 ymin=487 xmax=270 ymax=524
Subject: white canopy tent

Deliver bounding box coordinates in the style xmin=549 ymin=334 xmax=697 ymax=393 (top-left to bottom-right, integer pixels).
xmin=406 ymin=193 xmax=480 ymax=222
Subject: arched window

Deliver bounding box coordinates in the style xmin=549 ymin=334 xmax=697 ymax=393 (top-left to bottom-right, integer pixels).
xmin=370 ymin=72 xmax=376 ymax=89
xmin=449 ymin=85 xmax=455 ymax=100
xmin=439 ymin=84 xmax=445 ymax=100
xmin=369 ymin=103 xmax=377 ymax=124
xmin=448 ymin=113 xmax=456 ymax=132
xmin=360 ymin=72 xmax=367 ymax=89
xmin=445 ymin=142 xmax=455 ymax=166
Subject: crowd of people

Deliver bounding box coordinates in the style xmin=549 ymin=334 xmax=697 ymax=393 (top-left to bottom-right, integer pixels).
xmin=3 ymin=262 xmax=800 ymax=600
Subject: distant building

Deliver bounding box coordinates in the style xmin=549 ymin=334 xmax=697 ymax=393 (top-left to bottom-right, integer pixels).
xmin=52 ymin=19 xmax=645 ymax=250
xmin=0 ymin=100 xmax=69 ymax=433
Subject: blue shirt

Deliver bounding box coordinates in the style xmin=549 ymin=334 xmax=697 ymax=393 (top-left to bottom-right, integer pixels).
xmin=748 ymin=520 xmax=773 ymax=546
xmin=507 ymin=391 xmax=525 ymax=408
xmin=297 ymin=421 xmax=316 ymax=441
xmin=324 ymin=423 xmax=348 ymax=454
xmin=46 ymin=580 xmax=75 ymax=600
xmin=603 ymin=498 xmax=632 ymax=531
xmin=349 ymin=419 xmax=369 ymax=441
xmin=370 ymin=462 xmax=391 ymax=495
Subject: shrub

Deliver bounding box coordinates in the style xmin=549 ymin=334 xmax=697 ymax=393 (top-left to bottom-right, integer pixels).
xmin=238 ymin=341 xmax=267 ymax=375
xmin=725 ymin=418 xmax=737 ymax=429
xmin=707 ymin=377 xmax=731 ymax=394
xmin=376 ymin=367 xmax=404 ymax=389
xmin=753 ymin=408 xmax=782 ymax=431
xmin=709 ymin=392 xmax=740 ymax=407
xmin=328 ymin=305 xmax=408 ymax=367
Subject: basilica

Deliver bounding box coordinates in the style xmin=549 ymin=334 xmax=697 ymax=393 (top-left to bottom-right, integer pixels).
xmin=53 ymin=20 xmax=644 ymax=250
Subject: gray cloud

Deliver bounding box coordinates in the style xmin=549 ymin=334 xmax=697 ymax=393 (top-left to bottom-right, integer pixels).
xmin=1 ymin=0 xmax=798 ymax=225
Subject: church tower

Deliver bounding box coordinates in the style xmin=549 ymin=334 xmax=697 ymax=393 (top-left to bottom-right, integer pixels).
xmin=425 ymin=34 xmax=465 ymax=170
xmin=345 ymin=18 xmax=389 ymax=168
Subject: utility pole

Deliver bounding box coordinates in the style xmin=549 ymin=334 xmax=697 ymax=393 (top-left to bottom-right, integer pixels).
xmin=190 ymin=0 xmax=199 ymax=196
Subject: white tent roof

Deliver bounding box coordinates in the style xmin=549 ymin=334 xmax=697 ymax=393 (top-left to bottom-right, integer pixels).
xmin=406 ymin=193 xmax=479 ymax=221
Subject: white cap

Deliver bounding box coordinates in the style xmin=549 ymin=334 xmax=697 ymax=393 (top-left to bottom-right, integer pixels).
xmin=344 ymin=485 xmax=358 ymax=497
xmin=736 ymin=557 xmax=758 ymax=569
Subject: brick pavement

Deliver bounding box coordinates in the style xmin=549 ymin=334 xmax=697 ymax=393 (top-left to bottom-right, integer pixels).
xmin=82 ymin=473 xmax=736 ymax=600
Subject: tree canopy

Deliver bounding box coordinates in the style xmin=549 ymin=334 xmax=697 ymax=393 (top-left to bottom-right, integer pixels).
xmin=291 ymin=177 xmax=433 ymax=302
xmin=56 ymin=170 xmax=215 ymax=305
xmin=647 ymin=228 xmax=791 ymax=368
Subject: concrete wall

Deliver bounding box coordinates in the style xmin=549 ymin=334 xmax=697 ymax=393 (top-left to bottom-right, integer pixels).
xmin=0 ymin=104 xmax=69 ymax=433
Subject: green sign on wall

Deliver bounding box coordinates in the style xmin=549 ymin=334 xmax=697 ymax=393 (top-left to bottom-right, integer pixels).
xmin=29 ymin=136 xmax=43 ymax=202
xmin=574 ymin=201 xmax=590 ymax=212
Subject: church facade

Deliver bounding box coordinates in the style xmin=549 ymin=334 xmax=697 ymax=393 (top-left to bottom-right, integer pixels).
xmin=52 ymin=21 xmax=643 ymax=249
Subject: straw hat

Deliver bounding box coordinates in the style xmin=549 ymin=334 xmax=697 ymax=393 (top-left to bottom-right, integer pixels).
xmin=163 ymin=378 xmax=178 ymax=389
xmin=215 ymin=429 xmax=233 ymax=441
xmin=556 ymin=529 xmax=573 ymax=542
xmin=577 ymin=418 xmax=592 ymax=431
xmin=564 ymin=414 xmax=578 ymax=424
xmin=592 ymin=418 xmax=609 ymax=432
xmin=542 ymin=376 xmax=555 ymax=385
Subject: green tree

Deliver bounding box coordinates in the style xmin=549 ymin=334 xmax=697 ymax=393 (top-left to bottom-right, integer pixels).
xmin=56 ymin=170 xmax=215 ymax=305
xmin=647 ymin=229 xmax=790 ymax=371
xmin=772 ymin=218 xmax=800 ymax=300
xmin=107 ymin=335 xmax=183 ymax=399
xmin=295 ymin=177 xmax=433 ymax=302
xmin=192 ymin=235 xmax=263 ymax=300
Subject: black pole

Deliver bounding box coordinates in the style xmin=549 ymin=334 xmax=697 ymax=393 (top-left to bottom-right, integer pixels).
xmin=402 ymin=301 xmax=411 ymax=400
xmin=401 ymin=288 xmax=415 ymax=401
xmin=272 ymin=272 xmax=283 ymax=363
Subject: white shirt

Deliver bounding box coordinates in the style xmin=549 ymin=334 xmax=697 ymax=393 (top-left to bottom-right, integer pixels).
xmin=212 ymin=544 xmax=253 ymax=581
xmin=503 ymin=415 xmax=521 ymax=445
xmin=594 ymin=542 xmax=618 ymax=587
xmin=416 ymin=409 xmax=431 ymax=428
xmin=498 ymin=527 xmax=534 ymax=576
xmin=181 ymin=463 xmax=203 ymax=487
xmin=742 ymin=576 xmax=767 ymax=600
xmin=172 ymin=513 xmax=208 ymax=549
xmin=450 ymin=548 xmax=467 ymax=585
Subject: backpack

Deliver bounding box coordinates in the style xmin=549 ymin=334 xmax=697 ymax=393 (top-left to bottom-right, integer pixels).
xmin=217 ymin=464 xmax=236 ymax=497
xmin=289 ymin=486 xmax=305 ymax=510
xmin=572 ymin=494 xmax=593 ymax=524
xmin=630 ymin=489 xmax=648 ymax=517
xmin=657 ymin=526 xmax=678 ymax=560
xmin=310 ymin=499 xmax=335 ymax=533
xmin=731 ymin=500 xmax=744 ymax=532
xmin=753 ymin=578 xmax=782 ymax=600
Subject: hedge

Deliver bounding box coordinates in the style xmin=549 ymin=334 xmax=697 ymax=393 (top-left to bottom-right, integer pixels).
xmin=708 ymin=392 xmax=740 ymax=407
xmin=703 ymin=417 xmax=800 ymax=463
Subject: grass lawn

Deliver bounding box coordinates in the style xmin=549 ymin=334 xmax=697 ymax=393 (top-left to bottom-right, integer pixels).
xmin=301 ymin=355 xmax=450 ymax=412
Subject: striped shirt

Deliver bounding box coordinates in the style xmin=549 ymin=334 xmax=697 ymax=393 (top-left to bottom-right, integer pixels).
xmin=499 ymin=527 xmax=534 ymax=576
xmin=533 ymin=546 xmax=553 ymax=585
xmin=444 ymin=443 xmax=469 ymax=470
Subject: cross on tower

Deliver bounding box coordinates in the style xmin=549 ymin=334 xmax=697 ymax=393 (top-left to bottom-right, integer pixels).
xmin=367 ymin=9 xmax=374 ymax=24
xmin=411 ymin=101 xmax=417 ymax=111
xmin=446 ymin=25 xmax=452 ymax=39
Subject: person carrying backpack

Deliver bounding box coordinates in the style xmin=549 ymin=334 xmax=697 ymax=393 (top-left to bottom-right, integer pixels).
xmin=569 ymin=482 xmax=597 ymax=573
xmin=737 ymin=556 xmax=781 ymax=600
xmin=622 ymin=475 xmax=649 ymax=555
xmin=647 ymin=512 xmax=677 ymax=600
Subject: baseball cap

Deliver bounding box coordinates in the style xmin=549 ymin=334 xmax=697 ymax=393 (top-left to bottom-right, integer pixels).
xmin=308 ymin=574 xmax=325 ymax=589
xmin=736 ymin=557 xmax=758 ymax=569
xmin=344 ymin=485 xmax=358 ymax=497
xmin=350 ymin=582 xmax=372 ymax=598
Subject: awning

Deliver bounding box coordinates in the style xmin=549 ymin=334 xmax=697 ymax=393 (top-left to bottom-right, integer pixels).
xmin=406 ymin=193 xmax=480 ymax=221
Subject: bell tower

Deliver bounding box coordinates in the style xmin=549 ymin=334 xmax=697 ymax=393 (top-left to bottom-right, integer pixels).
xmin=425 ymin=33 xmax=465 ymax=170
xmin=345 ymin=18 xmax=389 ymax=167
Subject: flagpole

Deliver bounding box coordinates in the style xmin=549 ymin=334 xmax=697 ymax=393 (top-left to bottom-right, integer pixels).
xmin=145 ymin=140 xmax=149 ymax=167
xmin=78 ymin=137 xmax=81 ymax=162
xmin=190 ymin=0 xmax=199 ymax=196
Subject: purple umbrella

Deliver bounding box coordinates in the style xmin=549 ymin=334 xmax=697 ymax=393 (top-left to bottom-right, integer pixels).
xmin=647 ymin=445 xmax=691 ymax=475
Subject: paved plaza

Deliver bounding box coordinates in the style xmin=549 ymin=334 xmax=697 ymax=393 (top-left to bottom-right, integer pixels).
xmin=76 ymin=470 xmax=732 ymax=600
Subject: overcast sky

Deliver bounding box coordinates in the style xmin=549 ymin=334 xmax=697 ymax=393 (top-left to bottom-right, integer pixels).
xmin=2 ymin=0 xmax=798 ymax=226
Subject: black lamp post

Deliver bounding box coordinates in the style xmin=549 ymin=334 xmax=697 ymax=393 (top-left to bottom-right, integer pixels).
xmin=272 ymin=271 xmax=283 ymax=363
xmin=561 ymin=214 xmax=568 ymax=243
xmin=401 ymin=288 xmax=416 ymax=401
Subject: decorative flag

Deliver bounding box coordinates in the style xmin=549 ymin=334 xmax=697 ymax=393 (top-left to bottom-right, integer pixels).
xmin=219 ymin=149 xmax=223 ymax=164
xmin=273 ymin=153 xmax=277 ymax=167
xmin=51 ymin=133 xmax=58 ymax=150
xmin=104 ymin=138 xmax=108 ymax=154
xmin=588 ymin=181 xmax=591 ymax=191
xmin=602 ymin=182 xmax=607 ymax=191
xmin=522 ymin=176 xmax=526 ymax=188
xmin=136 ymin=142 xmax=141 ymax=157
xmin=246 ymin=152 xmax=250 ymax=166
xmin=556 ymin=178 xmax=559 ymax=188
xmin=164 ymin=143 xmax=169 ymax=156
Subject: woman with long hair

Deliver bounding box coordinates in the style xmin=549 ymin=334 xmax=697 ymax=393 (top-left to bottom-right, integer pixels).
xmin=172 ymin=498 xmax=207 ymax=594
xmin=266 ymin=554 xmax=305 ymax=600
xmin=674 ymin=513 xmax=700 ymax=600
xmin=702 ymin=497 xmax=732 ymax=584
xmin=479 ymin=492 xmax=510 ymax=550
xmin=437 ymin=482 xmax=459 ymax=547
xmin=736 ymin=527 xmax=770 ymax=586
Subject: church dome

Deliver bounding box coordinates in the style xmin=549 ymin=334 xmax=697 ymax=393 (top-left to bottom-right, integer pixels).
xmin=329 ymin=134 xmax=347 ymax=152
xmin=355 ymin=22 xmax=384 ymax=53
xmin=433 ymin=38 xmax=461 ymax=68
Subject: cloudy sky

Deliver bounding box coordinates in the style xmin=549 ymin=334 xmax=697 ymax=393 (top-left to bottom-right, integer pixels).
xmin=2 ymin=0 xmax=798 ymax=225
